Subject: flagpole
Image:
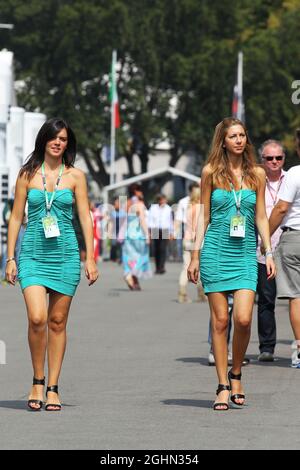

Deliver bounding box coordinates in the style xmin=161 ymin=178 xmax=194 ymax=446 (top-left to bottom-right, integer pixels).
xmin=110 ymin=50 xmax=117 ymax=185
xmin=237 ymin=51 xmax=244 ymax=122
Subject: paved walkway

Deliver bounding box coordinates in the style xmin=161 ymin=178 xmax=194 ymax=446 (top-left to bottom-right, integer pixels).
xmin=0 ymin=262 xmax=299 ymax=450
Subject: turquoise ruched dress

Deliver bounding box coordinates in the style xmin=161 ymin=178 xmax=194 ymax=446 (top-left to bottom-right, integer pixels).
xmin=200 ymin=188 xmax=257 ymax=294
xmin=18 ymin=189 xmax=81 ymax=296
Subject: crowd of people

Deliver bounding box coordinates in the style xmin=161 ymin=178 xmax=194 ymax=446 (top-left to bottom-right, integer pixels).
xmin=2 ymin=116 xmax=300 ymax=412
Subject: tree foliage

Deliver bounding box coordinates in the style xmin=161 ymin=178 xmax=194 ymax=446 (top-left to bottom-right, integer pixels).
xmin=1 ymin=0 xmax=300 ymax=189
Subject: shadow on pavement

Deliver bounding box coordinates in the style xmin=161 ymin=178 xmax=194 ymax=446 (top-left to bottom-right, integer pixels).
xmin=276 ymin=339 xmax=294 ymax=346
xmin=0 ymin=400 xmax=77 ymax=410
xmin=176 ymin=357 xmax=209 ymax=366
xmin=162 ymin=399 xmax=246 ymax=410
xmin=109 ymin=288 xmax=131 ymax=292
xmin=0 ymin=400 xmax=29 ymax=410
xmin=177 ymin=355 xmax=291 ymax=368
xmin=162 ymin=399 xmax=212 ymax=409
xmin=245 ymin=354 xmax=291 ymax=368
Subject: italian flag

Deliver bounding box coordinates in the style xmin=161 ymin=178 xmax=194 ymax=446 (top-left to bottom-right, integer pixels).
xmin=109 ymin=52 xmax=120 ymax=129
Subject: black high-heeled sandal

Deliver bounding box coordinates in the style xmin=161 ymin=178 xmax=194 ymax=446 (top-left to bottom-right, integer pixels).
xmin=27 ymin=376 xmax=45 ymax=411
xmin=213 ymin=384 xmax=231 ymax=411
xmin=228 ymin=369 xmax=245 ymax=406
xmin=45 ymin=385 xmax=62 ymax=411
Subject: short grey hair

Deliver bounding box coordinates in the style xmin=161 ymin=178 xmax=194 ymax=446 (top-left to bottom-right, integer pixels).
xmin=259 ymin=139 xmax=286 ymax=159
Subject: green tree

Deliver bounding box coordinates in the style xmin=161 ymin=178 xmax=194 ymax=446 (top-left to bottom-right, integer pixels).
xmin=2 ymin=0 xmax=300 ymax=189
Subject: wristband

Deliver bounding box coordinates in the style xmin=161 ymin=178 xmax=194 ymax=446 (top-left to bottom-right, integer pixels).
xmin=6 ymin=257 xmax=16 ymax=264
xmin=265 ymin=250 xmax=273 ymax=258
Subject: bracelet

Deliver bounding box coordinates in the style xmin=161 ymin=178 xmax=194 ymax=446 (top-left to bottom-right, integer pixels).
xmin=265 ymin=250 xmax=273 ymax=258
xmin=6 ymin=257 xmax=16 ymax=264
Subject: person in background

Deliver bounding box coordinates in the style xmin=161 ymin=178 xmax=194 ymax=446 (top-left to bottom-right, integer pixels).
xmin=89 ymin=201 xmax=101 ymax=264
xmin=1 ymin=196 xmax=14 ymax=279
xmin=177 ymin=185 xmax=207 ymax=303
xmin=256 ymin=139 xmax=286 ymax=362
xmin=269 ymin=129 xmax=300 ymax=368
xmin=109 ymin=196 xmax=126 ymax=263
xmin=175 ymin=181 xmax=198 ymax=264
xmin=120 ymin=183 xmax=152 ymax=290
xmin=148 ymin=194 xmax=174 ymax=274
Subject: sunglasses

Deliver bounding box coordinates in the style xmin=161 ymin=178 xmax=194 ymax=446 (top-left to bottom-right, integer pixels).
xmin=262 ymin=156 xmax=284 ymax=162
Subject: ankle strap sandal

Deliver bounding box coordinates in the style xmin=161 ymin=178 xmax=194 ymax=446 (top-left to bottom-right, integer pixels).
xmin=228 ymin=369 xmax=245 ymax=406
xmin=213 ymin=384 xmax=231 ymax=411
xmin=45 ymin=385 xmax=62 ymax=411
xmin=27 ymin=376 xmax=45 ymax=411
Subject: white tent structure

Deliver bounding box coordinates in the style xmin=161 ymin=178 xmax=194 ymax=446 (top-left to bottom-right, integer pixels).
xmin=102 ymin=166 xmax=200 ymax=204
xmin=0 ymin=49 xmax=46 ymax=257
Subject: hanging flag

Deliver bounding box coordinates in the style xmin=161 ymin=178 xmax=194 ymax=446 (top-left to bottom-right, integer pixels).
xmin=232 ymin=84 xmax=239 ymax=117
xmin=109 ymin=52 xmax=120 ymax=129
xmin=232 ymin=51 xmax=245 ymax=122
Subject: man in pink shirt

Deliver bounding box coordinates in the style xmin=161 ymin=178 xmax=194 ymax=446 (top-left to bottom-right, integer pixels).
xmin=256 ymin=139 xmax=286 ymax=361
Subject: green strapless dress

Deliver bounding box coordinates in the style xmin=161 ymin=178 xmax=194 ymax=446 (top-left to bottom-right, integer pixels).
xmin=18 ymin=188 xmax=81 ymax=296
xmin=200 ymin=188 xmax=257 ymax=293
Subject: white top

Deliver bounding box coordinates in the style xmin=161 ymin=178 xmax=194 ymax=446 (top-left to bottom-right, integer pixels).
xmin=148 ymin=203 xmax=174 ymax=231
xmin=257 ymin=171 xmax=286 ymax=264
xmin=278 ymin=165 xmax=300 ymax=230
xmin=175 ymin=196 xmax=190 ymax=224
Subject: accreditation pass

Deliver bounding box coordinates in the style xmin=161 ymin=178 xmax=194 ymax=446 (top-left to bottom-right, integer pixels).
xmin=230 ymin=214 xmax=246 ymax=238
xmin=42 ymin=214 xmax=60 ymax=238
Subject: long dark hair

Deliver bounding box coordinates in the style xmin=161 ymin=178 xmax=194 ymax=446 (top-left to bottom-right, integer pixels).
xmin=20 ymin=117 xmax=76 ymax=180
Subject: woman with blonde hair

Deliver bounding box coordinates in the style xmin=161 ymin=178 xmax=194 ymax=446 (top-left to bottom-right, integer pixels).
xmin=188 ymin=117 xmax=276 ymax=410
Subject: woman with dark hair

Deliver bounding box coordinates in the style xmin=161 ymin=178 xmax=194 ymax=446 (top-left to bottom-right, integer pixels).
xmin=119 ymin=183 xmax=152 ymax=290
xmin=6 ymin=117 xmax=99 ymax=411
xmin=188 ymin=117 xmax=276 ymax=411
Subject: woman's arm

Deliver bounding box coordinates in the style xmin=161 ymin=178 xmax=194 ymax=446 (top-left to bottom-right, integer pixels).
xmin=269 ymin=200 xmax=290 ymax=236
xmin=255 ymin=167 xmax=276 ymax=280
xmin=187 ymin=165 xmax=212 ymax=284
xmin=138 ymin=203 xmax=150 ymax=243
xmin=74 ymin=169 xmax=99 ymax=285
xmin=6 ymin=173 xmax=28 ymax=285
xmin=255 ymin=167 xmax=271 ymax=250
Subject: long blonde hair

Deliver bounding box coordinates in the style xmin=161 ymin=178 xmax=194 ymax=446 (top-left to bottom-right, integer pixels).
xmin=206 ymin=117 xmax=258 ymax=191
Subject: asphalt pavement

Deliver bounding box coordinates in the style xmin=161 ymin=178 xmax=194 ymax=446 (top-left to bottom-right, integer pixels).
xmin=0 ymin=261 xmax=299 ymax=450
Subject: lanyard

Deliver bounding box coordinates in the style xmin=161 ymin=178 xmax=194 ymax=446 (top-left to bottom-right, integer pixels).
xmin=41 ymin=162 xmax=64 ymax=213
xmin=266 ymin=177 xmax=283 ymax=206
xmin=230 ymin=176 xmax=243 ymax=215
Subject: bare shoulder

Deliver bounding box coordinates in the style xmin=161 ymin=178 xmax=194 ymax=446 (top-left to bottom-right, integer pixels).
xmin=68 ymin=167 xmax=87 ymax=186
xmin=16 ymin=170 xmax=30 ymax=190
xmin=131 ymin=200 xmax=144 ymax=212
xmin=254 ymin=165 xmax=266 ymax=183
xmin=69 ymin=167 xmax=86 ymax=179
xmin=254 ymin=165 xmax=266 ymax=178
xmin=201 ymin=164 xmax=213 ymax=187
xmin=201 ymin=164 xmax=213 ymax=178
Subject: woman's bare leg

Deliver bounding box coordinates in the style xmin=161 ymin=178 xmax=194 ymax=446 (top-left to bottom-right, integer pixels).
xmin=23 ymin=286 xmax=48 ymax=408
xmin=208 ymin=292 xmax=230 ymax=409
xmin=231 ymin=289 xmax=255 ymax=404
xmin=46 ymin=291 xmax=72 ymax=410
